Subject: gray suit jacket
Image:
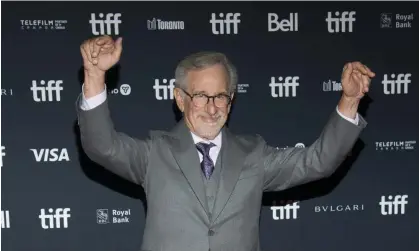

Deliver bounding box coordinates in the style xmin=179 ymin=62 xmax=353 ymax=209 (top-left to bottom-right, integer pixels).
xmin=77 ymin=98 xmax=367 ymax=251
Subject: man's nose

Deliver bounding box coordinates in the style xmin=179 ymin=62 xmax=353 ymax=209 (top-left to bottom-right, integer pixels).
xmin=206 ymin=98 xmax=217 ymax=115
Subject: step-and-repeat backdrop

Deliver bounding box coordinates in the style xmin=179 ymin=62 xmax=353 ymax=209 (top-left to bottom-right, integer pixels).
xmin=1 ymin=1 xmax=418 ymax=251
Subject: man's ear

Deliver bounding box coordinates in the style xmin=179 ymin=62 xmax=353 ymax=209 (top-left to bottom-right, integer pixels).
xmin=174 ymin=88 xmax=185 ymax=112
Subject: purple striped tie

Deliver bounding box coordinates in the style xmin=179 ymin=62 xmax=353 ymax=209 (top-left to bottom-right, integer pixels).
xmin=196 ymin=142 xmax=216 ymax=179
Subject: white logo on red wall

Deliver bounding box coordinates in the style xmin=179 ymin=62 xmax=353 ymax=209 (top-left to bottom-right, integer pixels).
xmin=210 ymin=13 xmax=241 ymax=35
xmin=1 ymin=210 xmax=11 ymax=229
xmin=270 ymin=76 xmax=299 ymax=98
xmin=375 ymin=140 xmax=416 ymax=151
xmin=39 ymin=208 xmax=71 ymax=229
xmin=271 ymin=200 xmax=300 ymax=220
xmin=90 ymin=13 xmax=121 ymax=35
xmin=30 ymin=148 xmax=70 ymax=162
xmin=31 ymin=80 xmax=63 ymax=102
xmin=380 ymin=13 xmax=413 ymax=28
xmin=154 ymin=78 xmax=175 ymax=100
xmin=268 ymin=13 xmax=298 ymax=32
xmin=147 ymin=18 xmax=185 ymax=30
xmin=382 ymin=73 xmax=411 ymax=95
xmin=96 ymin=208 xmax=131 ymax=224
xmin=379 ymin=195 xmax=408 ymax=215
xmin=108 ymin=84 xmax=132 ymax=96
xmin=20 ymin=19 xmax=67 ymax=30
xmin=326 ymin=11 xmax=356 ymax=33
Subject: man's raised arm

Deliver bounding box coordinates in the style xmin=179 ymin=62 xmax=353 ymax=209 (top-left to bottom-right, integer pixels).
xmin=77 ymin=36 xmax=151 ymax=186
xmin=261 ymin=107 xmax=366 ymax=192
xmin=260 ymin=61 xmax=375 ymax=191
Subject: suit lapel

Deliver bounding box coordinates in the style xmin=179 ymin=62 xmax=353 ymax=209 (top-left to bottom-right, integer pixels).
xmin=167 ymin=119 xmax=210 ymax=215
xmin=211 ymin=127 xmax=246 ymax=222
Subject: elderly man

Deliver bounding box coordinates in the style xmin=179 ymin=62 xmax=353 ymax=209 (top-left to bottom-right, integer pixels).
xmin=77 ymin=35 xmax=375 ymax=251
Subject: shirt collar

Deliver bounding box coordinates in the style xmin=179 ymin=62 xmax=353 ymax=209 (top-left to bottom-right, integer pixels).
xmin=190 ymin=131 xmax=222 ymax=148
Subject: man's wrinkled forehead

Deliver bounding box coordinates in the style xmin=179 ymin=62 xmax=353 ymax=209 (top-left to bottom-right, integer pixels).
xmin=186 ymin=66 xmax=229 ymax=95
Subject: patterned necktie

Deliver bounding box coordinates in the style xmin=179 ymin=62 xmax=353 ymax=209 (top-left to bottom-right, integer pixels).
xmin=195 ymin=142 xmax=216 ymax=179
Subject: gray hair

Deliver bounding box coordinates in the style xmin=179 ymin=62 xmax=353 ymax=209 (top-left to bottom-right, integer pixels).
xmin=174 ymin=51 xmax=238 ymax=94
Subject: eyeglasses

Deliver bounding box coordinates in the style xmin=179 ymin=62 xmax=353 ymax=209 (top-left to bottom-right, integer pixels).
xmin=180 ymin=89 xmax=232 ymax=108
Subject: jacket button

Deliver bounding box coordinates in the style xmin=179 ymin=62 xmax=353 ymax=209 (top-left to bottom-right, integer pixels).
xmin=208 ymin=229 xmax=215 ymax=236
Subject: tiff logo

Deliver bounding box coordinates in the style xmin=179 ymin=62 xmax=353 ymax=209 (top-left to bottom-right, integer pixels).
xmin=269 ymin=76 xmax=299 ymax=97
xmin=271 ymin=201 xmax=300 ymax=220
xmin=326 ymin=11 xmax=356 ymax=33
xmin=30 ymin=148 xmax=70 ymax=162
xmin=379 ymin=195 xmax=408 ymax=215
xmin=382 ymin=73 xmax=411 ymax=95
xmin=210 ymin=13 xmax=241 ymax=35
xmin=268 ymin=13 xmax=298 ymax=32
xmin=39 ymin=208 xmax=71 ymax=229
xmin=153 ymin=78 xmax=175 ymax=100
xmin=1 ymin=146 xmax=5 ymax=167
xmin=90 ymin=13 xmax=121 ymax=35
xmin=1 ymin=210 xmax=11 ymax=228
xmin=31 ymin=80 xmax=63 ymax=102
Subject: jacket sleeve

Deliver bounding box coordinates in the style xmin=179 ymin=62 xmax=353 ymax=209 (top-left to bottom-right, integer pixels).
xmin=261 ymin=110 xmax=367 ymax=192
xmin=76 ymin=94 xmax=151 ymax=186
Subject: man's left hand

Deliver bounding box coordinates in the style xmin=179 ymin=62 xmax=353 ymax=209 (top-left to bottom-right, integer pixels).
xmin=341 ymin=62 xmax=376 ymax=100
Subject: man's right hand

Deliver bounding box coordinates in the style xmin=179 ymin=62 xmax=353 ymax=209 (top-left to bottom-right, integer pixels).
xmin=80 ymin=36 xmax=123 ymax=98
